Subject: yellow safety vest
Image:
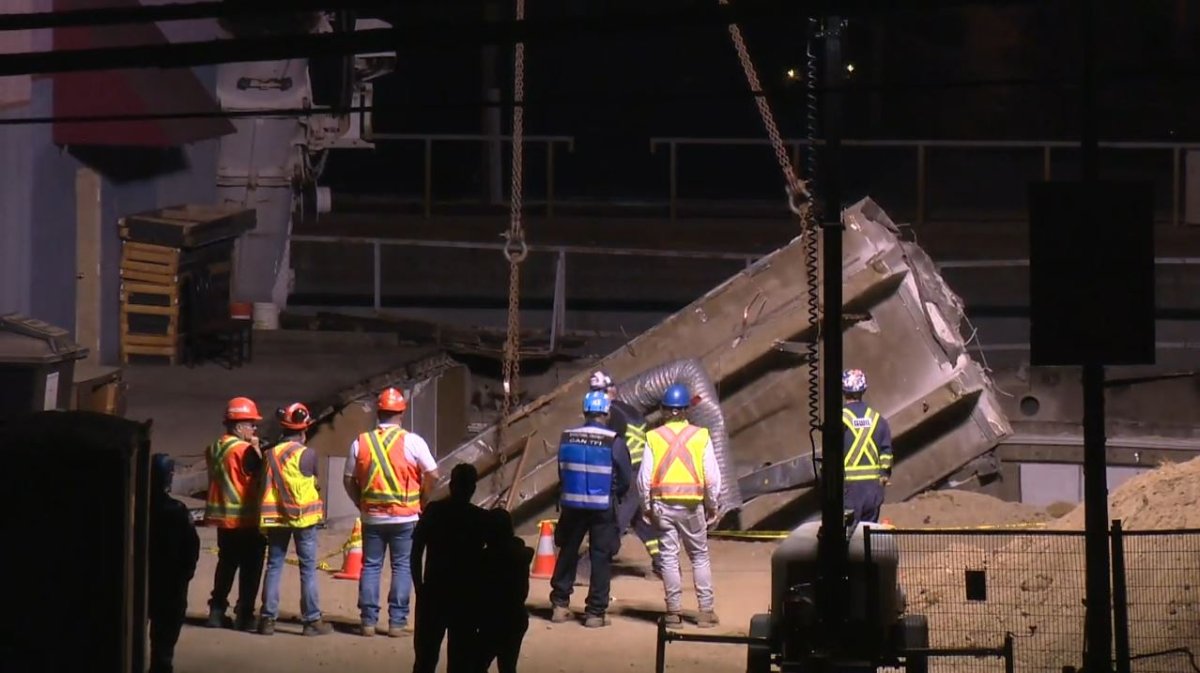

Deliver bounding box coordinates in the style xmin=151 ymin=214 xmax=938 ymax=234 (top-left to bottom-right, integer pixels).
xmin=260 ymin=441 xmax=324 ymax=528
xmin=646 ymin=420 xmax=710 ymax=506
xmin=626 ymin=421 xmax=649 ymax=466
xmin=842 ymin=406 xmax=890 ymax=482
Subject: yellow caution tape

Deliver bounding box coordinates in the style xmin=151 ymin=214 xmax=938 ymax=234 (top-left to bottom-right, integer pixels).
xmin=709 ymin=521 xmax=1049 ymax=541
xmin=204 ymin=545 xmax=344 ymax=573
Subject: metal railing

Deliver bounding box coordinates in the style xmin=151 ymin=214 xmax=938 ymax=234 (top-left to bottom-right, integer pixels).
xmin=866 ymin=526 xmax=1200 ymax=673
xmin=289 ymin=233 xmax=759 ymax=313
xmin=649 ymin=137 xmax=1200 ymax=225
xmin=360 ymin=132 xmax=575 ymax=218
xmin=346 ymin=133 xmax=1200 ymax=225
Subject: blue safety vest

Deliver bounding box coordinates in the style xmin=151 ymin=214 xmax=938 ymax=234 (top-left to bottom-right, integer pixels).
xmin=558 ymin=423 xmax=616 ymax=511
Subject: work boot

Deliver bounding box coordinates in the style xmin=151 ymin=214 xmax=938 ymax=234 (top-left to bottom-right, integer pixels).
xmin=583 ymin=613 xmax=611 ymax=628
xmin=388 ymin=623 xmax=409 ymax=638
xmin=360 ymin=623 xmax=376 ymax=638
xmin=550 ymin=605 xmax=572 ymax=623
xmin=303 ymin=620 xmax=334 ymax=636
xmin=663 ymin=612 xmax=683 ymax=626
xmin=235 ymin=613 xmax=257 ymax=632
xmin=204 ymin=607 xmax=226 ymax=629
xmin=696 ymin=611 xmax=720 ymax=628
xmin=257 ymin=617 xmax=276 ymax=636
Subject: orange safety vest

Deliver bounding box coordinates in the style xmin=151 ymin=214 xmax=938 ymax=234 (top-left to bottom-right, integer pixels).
xmin=260 ymin=441 xmax=324 ymax=529
xmin=646 ymin=421 xmax=710 ymax=507
xmin=204 ymin=434 xmax=260 ymax=528
xmin=353 ymin=426 xmax=423 ymax=518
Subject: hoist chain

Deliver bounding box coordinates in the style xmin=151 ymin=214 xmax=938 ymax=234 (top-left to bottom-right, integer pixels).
xmin=718 ymin=0 xmax=812 ymax=217
xmin=497 ymin=0 xmax=528 ymax=498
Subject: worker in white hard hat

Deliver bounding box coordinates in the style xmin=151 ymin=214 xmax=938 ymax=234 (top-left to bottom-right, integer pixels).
xmin=841 ymin=369 xmax=894 ymax=526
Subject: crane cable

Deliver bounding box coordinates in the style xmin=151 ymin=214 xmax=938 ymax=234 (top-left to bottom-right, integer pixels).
xmin=719 ymin=2 xmax=822 ymax=469
xmin=496 ymin=0 xmax=529 ymax=499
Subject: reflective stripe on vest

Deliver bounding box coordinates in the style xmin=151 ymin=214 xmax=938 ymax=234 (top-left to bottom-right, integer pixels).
xmin=356 ymin=427 xmax=422 ymax=517
xmin=626 ymin=422 xmax=648 ymax=465
xmin=204 ymin=435 xmax=258 ymax=528
xmin=260 ymin=442 xmax=323 ymax=528
xmin=648 ymin=423 xmax=706 ymax=506
xmin=843 ymin=407 xmax=884 ymax=482
xmin=558 ymin=425 xmax=616 ymax=511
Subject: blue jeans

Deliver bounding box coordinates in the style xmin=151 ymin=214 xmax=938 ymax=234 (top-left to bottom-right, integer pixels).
xmin=261 ymin=526 xmax=321 ymax=623
xmin=358 ymin=521 xmax=416 ymax=626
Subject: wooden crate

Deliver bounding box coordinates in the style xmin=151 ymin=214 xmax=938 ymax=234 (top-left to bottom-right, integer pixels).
xmin=120 ymin=332 xmax=182 ymax=365
xmin=119 ymin=204 xmax=255 ymax=250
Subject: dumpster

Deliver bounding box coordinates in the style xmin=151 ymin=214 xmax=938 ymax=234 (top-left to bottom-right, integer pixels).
xmin=0 ymin=314 xmax=89 ymax=423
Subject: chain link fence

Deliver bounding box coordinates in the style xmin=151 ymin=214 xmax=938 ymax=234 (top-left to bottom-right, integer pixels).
xmin=863 ymin=527 xmax=1200 ymax=673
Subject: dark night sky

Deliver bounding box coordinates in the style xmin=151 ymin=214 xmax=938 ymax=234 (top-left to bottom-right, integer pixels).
xmin=321 ymin=1 xmax=1200 ymax=199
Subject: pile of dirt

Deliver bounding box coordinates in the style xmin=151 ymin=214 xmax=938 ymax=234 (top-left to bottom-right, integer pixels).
xmin=1050 ymin=455 xmax=1200 ymax=530
xmin=901 ymin=458 xmax=1200 ymax=672
xmin=881 ymin=489 xmax=1051 ymax=528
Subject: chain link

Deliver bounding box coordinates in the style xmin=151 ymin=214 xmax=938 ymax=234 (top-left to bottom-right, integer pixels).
xmin=496 ymin=0 xmax=528 ymax=499
xmin=718 ymin=0 xmax=812 ymax=214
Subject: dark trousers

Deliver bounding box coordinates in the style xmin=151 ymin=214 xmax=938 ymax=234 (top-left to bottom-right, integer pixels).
xmin=209 ymin=527 xmax=266 ymax=618
xmin=615 ymin=476 xmax=661 ymax=566
xmin=844 ymin=480 xmax=885 ymax=526
xmin=149 ymin=586 xmax=188 ymax=673
xmin=413 ymin=591 xmax=477 ymax=673
xmin=478 ymin=611 xmax=529 ymax=673
xmin=550 ymin=506 xmax=620 ymax=616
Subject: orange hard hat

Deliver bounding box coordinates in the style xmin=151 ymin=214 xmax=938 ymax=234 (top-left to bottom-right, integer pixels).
xmin=226 ymin=397 xmax=262 ymax=422
xmin=278 ymin=402 xmax=313 ymax=431
xmin=378 ymin=387 xmax=407 ymax=413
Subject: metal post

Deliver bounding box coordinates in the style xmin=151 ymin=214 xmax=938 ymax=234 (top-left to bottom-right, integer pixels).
xmin=668 ymin=141 xmax=678 ymax=222
xmin=1172 ymin=146 xmax=1181 ymax=226
xmin=1110 ymin=520 xmax=1131 ymax=673
xmin=423 ymin=138 xmax=433 ymax=219
xmin=1003 ymin=633 xmax=1015 ymax=673
xmin=547 ymin=142 xmax=556 ymax=219
xmin=915 ymin=144 xmax=927 ymax=226
xmin=549 ymin=249 xmax=566 ymax=351
xmin=1080 ymin=0 xmax=1113 ymax=671
xmin=1044 ymin=146 xmax=1053 ymax=181
xmin=372 ymin=241 xmax=382 ymax=311
xmin=655 ymin=618 xmax=668 ymax=673
xmin=817 ymin=13 xmax=848 ymax=663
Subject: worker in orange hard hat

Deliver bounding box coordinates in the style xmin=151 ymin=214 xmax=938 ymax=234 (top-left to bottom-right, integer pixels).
xmin=258 ymin=402 xmax=333 ymax=636
xmin=343 ymin=387 xmax=440 ymax=638
xmin=203 ymin=397 xmax=267 ymax=632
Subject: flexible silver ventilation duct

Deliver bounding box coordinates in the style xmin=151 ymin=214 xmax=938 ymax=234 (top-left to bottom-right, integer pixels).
xmin=615 ymin=358 xmax=742 ymax=516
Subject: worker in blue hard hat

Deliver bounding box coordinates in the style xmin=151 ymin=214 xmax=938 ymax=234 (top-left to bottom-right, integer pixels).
xmin=548 ymin=389 xmax=633 ymax=628
xmin=841 ymin=369 xmax=894 ymax=526
xmin=586 ymin=370 xmax=662 ymax=579
xmin=640 ymin=383 xmax=721 ymax=628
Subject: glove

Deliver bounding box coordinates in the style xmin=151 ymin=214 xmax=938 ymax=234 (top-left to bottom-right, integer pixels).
xmin=704 ymin=505 xmax=720 ymax=527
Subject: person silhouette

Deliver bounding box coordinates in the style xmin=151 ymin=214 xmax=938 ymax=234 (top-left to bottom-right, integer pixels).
xmin=478 ymin=508 xmax=534 ymax=673
xmin=148 ymin=454 xmax=200 ymax=673
xmin=411 ymin=464 xmax=488 ymax=673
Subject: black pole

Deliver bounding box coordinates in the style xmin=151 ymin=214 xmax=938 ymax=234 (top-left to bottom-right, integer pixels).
xmin=817 ymin=13 xmax=847 ymax=663
xmin=1110 ymin=520 xmax=1131 ymax=673
xmin=1079 ymin=0 xmax=1113 ymax=670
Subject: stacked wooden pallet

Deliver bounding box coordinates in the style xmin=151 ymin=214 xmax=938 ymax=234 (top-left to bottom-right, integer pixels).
xmin=118 ymin=205 xmax=255 ymax=365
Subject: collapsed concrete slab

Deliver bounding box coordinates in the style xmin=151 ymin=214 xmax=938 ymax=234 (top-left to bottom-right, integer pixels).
xmin=412 ymin=198 xmax=1012 ymax=530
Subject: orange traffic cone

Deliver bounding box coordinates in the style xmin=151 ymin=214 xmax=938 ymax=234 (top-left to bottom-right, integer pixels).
xmin=530 ymin=519 xmax=557 ymax=579
xmin=334 ymin=518 xmax=364 ymax=580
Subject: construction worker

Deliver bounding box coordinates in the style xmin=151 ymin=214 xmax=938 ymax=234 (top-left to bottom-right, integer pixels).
xmin=641 ymin=383 xmax=721 ymax=628
xmin=343 ymin=387 xmax=440 ymax=638
xmin=589 ymin=370 xmax=663 ymax=578
xmin=203 ymin=397 xmax=267 ymax=631
xmin=258 ymin=403 xmax=333 ymax=636
xmin=841 ymin=369 xmax=894 ymax=526
xmin=148 ymin=454 xmax=200 ymax=673
xmin=549 ymin=390 xmax=632 ymax=628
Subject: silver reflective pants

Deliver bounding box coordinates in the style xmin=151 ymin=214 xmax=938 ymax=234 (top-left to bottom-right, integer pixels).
xmin=656 ymin=504 xmax=715 ymax=613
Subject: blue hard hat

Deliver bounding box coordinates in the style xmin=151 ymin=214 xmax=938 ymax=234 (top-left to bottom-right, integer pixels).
xmin=662 ymin=384 xmax=691 ymax=409
xmin=151 ymin=453 xmax=175 ymax=492
xmin=583 ymin=390 xmax=611 ymax=415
